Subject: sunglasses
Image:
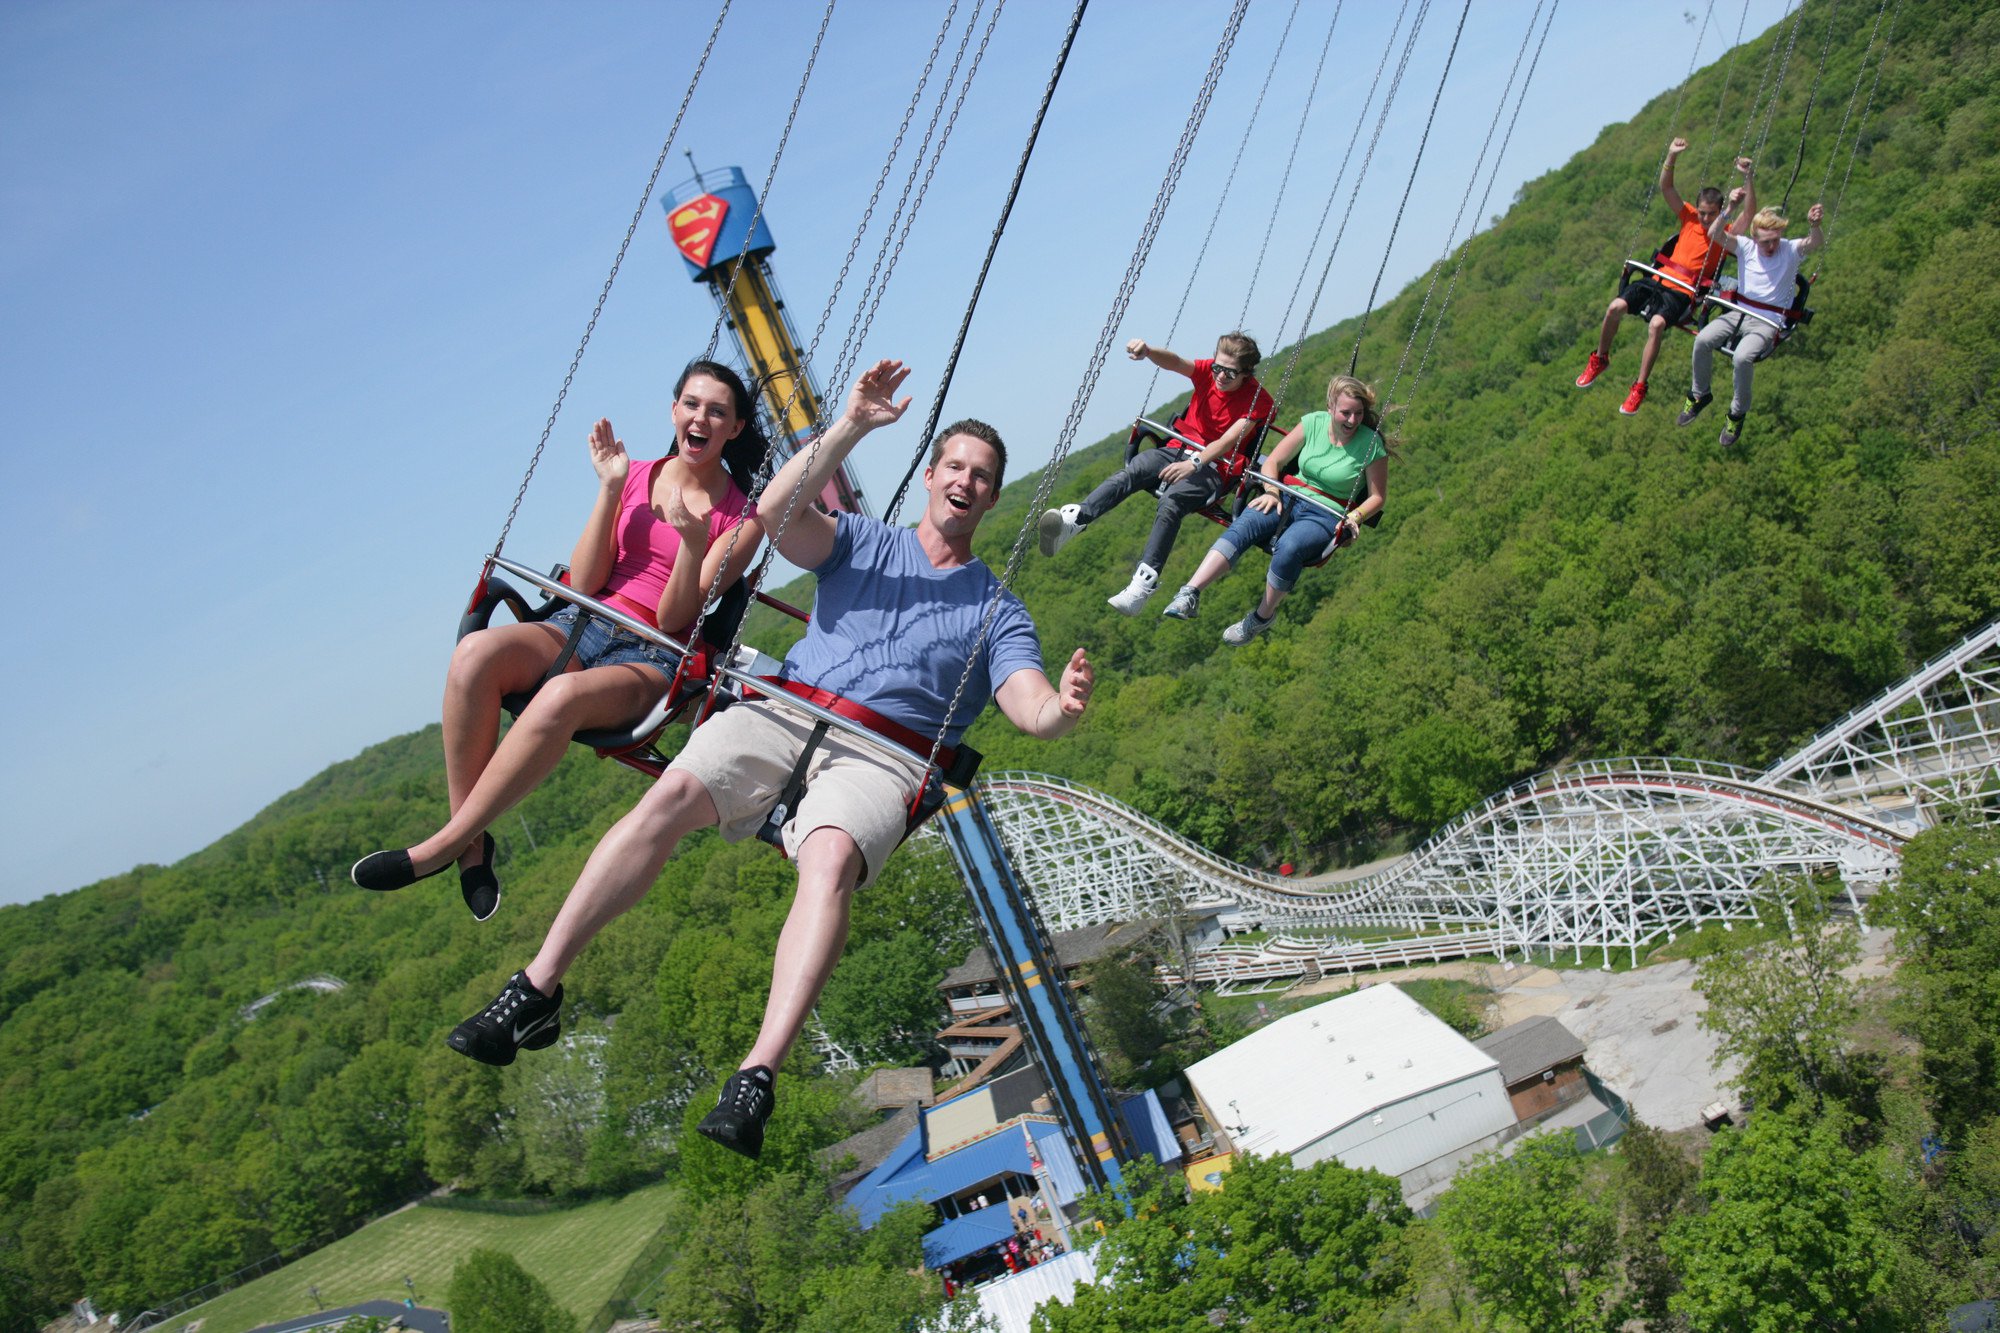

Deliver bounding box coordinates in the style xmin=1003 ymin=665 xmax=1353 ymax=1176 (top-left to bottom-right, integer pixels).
xmin=1213 ymin=363 xmax=1246 ymax=381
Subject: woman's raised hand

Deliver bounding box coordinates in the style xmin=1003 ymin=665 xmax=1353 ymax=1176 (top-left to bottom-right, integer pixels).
xmin=844 ymin=360 xmax=914 ymax=433
xmin=663 ymin=483 xmax=711 ymax=548
xmin=588 ymin=418 xmax=630 ymax=488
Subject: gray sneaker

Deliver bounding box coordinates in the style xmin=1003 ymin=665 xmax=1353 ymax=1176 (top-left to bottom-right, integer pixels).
xmin=1221 ymin=608 xmax=1274 ymax=645
xmin=1038 ymin=504 xmax=1085 ymax=557
xmin=1107 ymin=563 xmax=1160 ymax=615
xmin=1162 ymin=585 xmax=1200 ymax=620
xmin=1718 ymin=413 xmax=1746 ymax=447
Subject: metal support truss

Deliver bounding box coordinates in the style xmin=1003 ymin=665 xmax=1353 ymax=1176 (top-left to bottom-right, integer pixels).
xmin=973 ymin=619 xmax=2000 ymax=977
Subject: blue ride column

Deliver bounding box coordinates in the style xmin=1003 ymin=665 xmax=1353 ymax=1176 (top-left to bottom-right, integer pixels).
xmin=934 ymin=785 xmax=1132 ymax=1194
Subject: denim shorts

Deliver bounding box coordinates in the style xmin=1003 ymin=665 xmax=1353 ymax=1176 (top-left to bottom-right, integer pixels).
xmin=547 ymin=603 xmax=680 ymax=679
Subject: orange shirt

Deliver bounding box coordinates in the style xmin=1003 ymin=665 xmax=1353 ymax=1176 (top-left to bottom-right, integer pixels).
xmin=1658 ymin=201 xmax=1726 ymax=294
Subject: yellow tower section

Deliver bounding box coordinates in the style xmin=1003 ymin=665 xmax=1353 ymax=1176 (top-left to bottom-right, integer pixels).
xmin=663 ymin=168 xmax=867 ymax=516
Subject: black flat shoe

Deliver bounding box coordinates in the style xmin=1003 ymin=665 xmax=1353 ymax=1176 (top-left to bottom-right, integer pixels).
xmin=350 ymin=849 xmax=444 ymax=892
xmin=460 ymin=833 xmax=500 ymax=923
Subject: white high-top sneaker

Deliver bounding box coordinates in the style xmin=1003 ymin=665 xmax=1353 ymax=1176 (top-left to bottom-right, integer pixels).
xmin=1107 ymin=563 xmax=1160 ymax=615
xmin=1038 ymin=504 xmax=1085 ymax=556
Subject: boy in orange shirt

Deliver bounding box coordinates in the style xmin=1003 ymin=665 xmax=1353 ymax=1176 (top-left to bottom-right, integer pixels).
xmin=1576 ymin=139 xmax=1746 ymax=415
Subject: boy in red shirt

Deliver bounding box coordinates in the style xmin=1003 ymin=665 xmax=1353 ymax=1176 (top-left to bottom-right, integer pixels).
xmin=1576 ymin=139 xmax=1746 ymax=415
xmin=1040 ymin=332 xmax=1274 ymax=613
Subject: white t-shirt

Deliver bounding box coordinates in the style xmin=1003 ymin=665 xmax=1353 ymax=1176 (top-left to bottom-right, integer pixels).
xmin=1731 ymin=232 xmax=1808 ymax=306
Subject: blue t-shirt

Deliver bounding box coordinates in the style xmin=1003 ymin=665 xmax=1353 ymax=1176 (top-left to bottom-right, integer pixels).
xmin=780 ymin=513 xmax=1045 ymax=747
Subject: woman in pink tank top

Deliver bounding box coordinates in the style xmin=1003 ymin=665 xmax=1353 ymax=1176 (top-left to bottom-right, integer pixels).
xmin=351 ymin=361 xmax=768 ymax=920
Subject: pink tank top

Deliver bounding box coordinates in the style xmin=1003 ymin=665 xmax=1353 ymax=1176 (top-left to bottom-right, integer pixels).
xmin=598 ymin=457 xmax=752 ymax=631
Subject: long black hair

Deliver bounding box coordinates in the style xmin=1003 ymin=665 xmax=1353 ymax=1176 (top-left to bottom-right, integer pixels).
xmin=675 ymin=359 xmax=772 ymax=495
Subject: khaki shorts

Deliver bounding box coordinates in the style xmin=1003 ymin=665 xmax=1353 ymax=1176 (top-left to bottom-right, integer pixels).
xmin=670 ymin=699 xmax=928 ymax=887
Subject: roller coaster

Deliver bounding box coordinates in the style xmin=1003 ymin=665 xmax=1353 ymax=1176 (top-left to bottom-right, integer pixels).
xmin=966 ymin=618 xmax=2000 ymax=982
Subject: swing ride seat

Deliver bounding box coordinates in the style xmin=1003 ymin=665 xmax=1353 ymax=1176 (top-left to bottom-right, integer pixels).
xmin=1616 ymin=232 xmax=1712 ymax=335
xmin=747 ymin=688 xmax=985 ymax=856
xmin=456 ymin=560 xmax=757 ymax=778
xmin=1129 ymin=414 xmax=1271 ymax=531
xmin=1224 ymin=465 xmax=1373 ymax=570
xmin=1699 ymin=272 xmax=1815 ymax=361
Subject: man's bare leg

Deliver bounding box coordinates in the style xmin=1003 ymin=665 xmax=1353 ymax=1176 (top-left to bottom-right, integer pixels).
xmin=524 ymin=770 xmax=720 ymax=995
xmin=740 ymin=826 xmax=865 ymax=1072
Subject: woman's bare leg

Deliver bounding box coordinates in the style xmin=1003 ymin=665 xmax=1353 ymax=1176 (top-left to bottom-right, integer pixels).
xmin=412 ymin=650 xmax=668 ymax=876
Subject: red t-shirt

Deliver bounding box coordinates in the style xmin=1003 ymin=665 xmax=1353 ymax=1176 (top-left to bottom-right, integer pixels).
xmin=1177 ymin=358 xmax=1274 ymax=477
xmin=1658 ymin=201 xmax=1727 ymax=294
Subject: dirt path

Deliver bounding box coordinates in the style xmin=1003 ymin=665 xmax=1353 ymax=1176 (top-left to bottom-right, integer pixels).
xmin=1289 ymin=928 xmax=1896 ymax=1130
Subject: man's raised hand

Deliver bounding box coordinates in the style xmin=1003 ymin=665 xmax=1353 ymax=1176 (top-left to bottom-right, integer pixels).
xmin=1058 ymin=648 xmax=1094 ymax=719
xmin=845 ymin=359 xmax=914 ymax=434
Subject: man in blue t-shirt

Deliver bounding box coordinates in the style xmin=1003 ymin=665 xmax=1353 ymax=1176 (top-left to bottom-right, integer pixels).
xmin=447 ymin=360 xmax=1094 ymax=1159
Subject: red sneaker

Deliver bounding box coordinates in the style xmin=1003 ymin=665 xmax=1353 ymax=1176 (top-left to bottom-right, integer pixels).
xmin=1575 ymin=352 xmax=1609 ymax=389
xmin=1619 ymin=381 xmax=1648 ymax=415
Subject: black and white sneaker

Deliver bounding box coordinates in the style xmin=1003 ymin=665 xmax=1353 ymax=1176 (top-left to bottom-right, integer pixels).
xmin=696 ymin=1066 xmax=775 ymax=1159
xmin=447 ymin=971 xmax=562 ymax=1066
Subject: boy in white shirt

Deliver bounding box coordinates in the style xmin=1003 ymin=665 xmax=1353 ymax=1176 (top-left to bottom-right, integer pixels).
xmin=1679 ymin=157 xmax=1825 ymax=446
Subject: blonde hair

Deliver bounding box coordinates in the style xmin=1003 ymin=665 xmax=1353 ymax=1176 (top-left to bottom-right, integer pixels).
xmin=1751 ymin=208 xmax=1789 ymax=234
xmin=1326 ymin=374 xmax=1381 ymax=432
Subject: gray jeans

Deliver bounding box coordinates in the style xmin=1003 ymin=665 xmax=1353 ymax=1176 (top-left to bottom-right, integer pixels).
xmin=1691 ymin=310 xmax=1781 ymax=416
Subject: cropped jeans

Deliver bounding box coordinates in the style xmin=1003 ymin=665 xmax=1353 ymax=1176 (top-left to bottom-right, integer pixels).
xmin=1211 ymin=496 xmax=1348 ymax=593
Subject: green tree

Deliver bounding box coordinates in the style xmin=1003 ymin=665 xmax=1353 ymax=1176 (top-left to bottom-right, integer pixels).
xmin=1876 ymin=821 xmax=2000 ymax=1138
xmin=1692 ymin=877 xmax=1860 ymax=1113
xmin=1431 ymin=1133 xmax=1619 ymax=1333
xmin=653 ymin=1172 xmax=944 ymax=1333
xmin=1612 ymin=1119 xmax=1699 ymax=1329
xmin=1664 ymin=1107 xmax=1920 ymax=1331
xmin=1039 ymin=1154 xmax=1409 ymax=1331
xmin=445 ymin=1248 xmax=578 ymax=1333
xmin=1080 ymin=954 xmax=1170 ymax=1085
xmin=504 ymin=1017 xmax=608 ymax=1196
xmin=817 ymin=929 xmax=950 ymax=1067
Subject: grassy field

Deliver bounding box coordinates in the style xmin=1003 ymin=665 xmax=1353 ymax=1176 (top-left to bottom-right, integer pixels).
xmin=158 ymin=1182 xmax=674 ymax=1333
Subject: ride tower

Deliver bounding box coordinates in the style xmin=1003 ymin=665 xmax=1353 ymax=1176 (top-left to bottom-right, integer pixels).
xmin=663 ymin=167 xmax=867 ymax=515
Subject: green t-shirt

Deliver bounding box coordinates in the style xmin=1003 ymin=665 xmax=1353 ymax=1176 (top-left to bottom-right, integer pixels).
xmin=1285 ymin=411 xmax=1387 ymax=513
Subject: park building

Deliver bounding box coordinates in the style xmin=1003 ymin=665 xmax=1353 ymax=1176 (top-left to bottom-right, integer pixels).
xmin=830 ymin=1062 xmax=1179 ymax=1289
xmin=1473 ymin=1014 xmax=1590 ymax=1121
xmin=1180 ymin=983 xmax=1520 ymax=1199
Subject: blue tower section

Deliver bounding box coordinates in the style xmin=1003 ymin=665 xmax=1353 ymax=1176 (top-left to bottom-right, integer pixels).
xmin=933 ymin=786 xmax=1133 ymax=1193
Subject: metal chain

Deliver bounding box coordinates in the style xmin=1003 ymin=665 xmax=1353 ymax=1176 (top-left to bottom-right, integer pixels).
xmin=1237 ymin=0 xmax=1344 ymax=333
xmin=752 ymin=0 xmax=1001 ymax=578
xmin=1738 ymin=0 xmax=1799 ymax=160
xmin=887 ymin=0 xmax=1090 ymax=520
xmin=1830 ymin=0 xmax=1902 ymax=227
xmin=701 ymin=0 xmax=838 ymax=360
xmin=1132 ymin=0 xmax=1304 ymax=421
xmin=1694 ymin=0 xmax=1756 ymax=186
xmin=819 ymin=0 xmax=1002 ymax=438
xmin=1779 ymin=0 xmax=1843 ymax=210
xmin=1818 ymin=0 xmax=1890 ymax=206
xmin=672 ymin=0 xmax=971 ymax=663
xmin=708 ymin=0 xmax=1007 ymax=680
xmin=1268 ymin=0 xmax=1429 ymax=426
xmin=486 ymin=0 xmax=730 ymax=562
xmin=922 ymin=0 xmax=1252 ymax=776
xmin=1386 ymin=0 xmax=1550 ymax=409
xmin=1620 ymin=0 xmax=1716 ymax=264
xmin=1406 ymin=0 xmax=1560 ymax=400
xmin=1751 ymin=0 xmax=1809 ymax=162
xmin=1346 ymin=0 xmax=1474 ymax=373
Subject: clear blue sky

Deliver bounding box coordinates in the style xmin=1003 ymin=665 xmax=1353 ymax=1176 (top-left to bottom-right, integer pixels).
xmin=0 ymin=0 xmax=1796 ymax=906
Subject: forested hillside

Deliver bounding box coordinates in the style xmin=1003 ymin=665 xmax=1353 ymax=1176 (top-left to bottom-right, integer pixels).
xmin=2 ymin=1 xmax=1994 ymax=1327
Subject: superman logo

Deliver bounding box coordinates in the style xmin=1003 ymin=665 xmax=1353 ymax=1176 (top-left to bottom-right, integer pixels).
xmin=668 ymin=194 xmax=730 ymax=269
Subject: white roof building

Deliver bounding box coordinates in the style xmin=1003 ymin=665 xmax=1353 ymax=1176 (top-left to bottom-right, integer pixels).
xmin=1183 ymin=983 xmax=1516 ymax=1184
